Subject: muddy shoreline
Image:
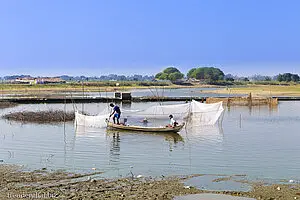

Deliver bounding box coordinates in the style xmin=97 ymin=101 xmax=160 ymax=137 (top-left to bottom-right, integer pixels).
xmin=0 ymin=165 xmax=299 ymax=200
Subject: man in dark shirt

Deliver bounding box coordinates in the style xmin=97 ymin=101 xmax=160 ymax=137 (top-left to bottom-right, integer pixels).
xmin=109 ymin=103 xmax=121 ymax=124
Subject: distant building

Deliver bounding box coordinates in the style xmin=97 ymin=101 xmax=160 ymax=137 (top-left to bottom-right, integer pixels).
xmin=35 ymin=77 xmax=66 ymax=84
xmin=187 ymin=78 xmax=201 ymax=83
xmin=12 ymin=77 xmax=35 ymax=84
xmin=9 ymin=77 xmax=66 ymax=84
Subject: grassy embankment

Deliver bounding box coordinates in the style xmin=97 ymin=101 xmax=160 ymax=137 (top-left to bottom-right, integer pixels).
xmin=0 ymin=81 xmax=199 ymax=94
xmin=1 ymin=81 xmax=300 ymax=97
xmin=206 ymin=83 xmax=300 ymax=97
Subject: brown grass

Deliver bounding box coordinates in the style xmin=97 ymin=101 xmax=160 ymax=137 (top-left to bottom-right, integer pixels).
xmin=0 ymin=101 xmax=18 ymax=109
xmin=206 ymin=84 xmax=300 ymax=97
xmin=206 ymin=94 xmax=278 ymax=106
xmin=2 ymin=110 xmax=75 ymax=123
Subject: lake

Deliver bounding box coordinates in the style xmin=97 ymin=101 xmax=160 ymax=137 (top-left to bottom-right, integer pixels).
xmin=0 ymin=100 xmax=300 ymax=183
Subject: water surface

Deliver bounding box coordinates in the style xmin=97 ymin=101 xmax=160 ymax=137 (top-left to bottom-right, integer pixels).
xmin=0 ymin=101 xmax=299 ymax=182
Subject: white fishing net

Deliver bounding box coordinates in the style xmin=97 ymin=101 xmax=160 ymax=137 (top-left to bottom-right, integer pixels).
xmin=75 ymin=110 xmax=110 ymax=128
xmin=189 ymin=100 xmax=224 ymax=125
xmin=75 ymin=100 xmax=224 ymax=128
xmin=126 ymin=103 xmax=191 ymax=119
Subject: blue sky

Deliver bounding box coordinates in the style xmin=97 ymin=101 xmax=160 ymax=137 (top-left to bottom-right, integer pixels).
xmin=0 ymin=0 xmax=299 ymax=77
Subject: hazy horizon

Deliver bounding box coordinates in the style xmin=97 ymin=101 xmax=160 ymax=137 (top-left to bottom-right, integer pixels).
xmin=1 ymin=65 xmax=299 ymax=79
xmin=1 ymin=0 xmax=299 ymax=77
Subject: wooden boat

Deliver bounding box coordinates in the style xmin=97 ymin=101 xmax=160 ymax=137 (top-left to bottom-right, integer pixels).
xmin=106 ymin=122 xmax=185 ymax=133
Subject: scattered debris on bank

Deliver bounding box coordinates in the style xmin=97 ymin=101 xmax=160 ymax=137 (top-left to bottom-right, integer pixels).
xmin=0 ymin=165 xmax=200 ymax=200
xmin=248 ymin=183 xmax=300 ymax=200
xmin=0 ymin=165 xmax=300 ymax=200
xmin=0 ymin=101 xmax=18 ymax=109
xmin=2 ymin=110 xmax=75 ymax=123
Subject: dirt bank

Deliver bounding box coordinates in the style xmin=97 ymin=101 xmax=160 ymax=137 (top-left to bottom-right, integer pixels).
xmin=0 ymin=165 xmax=200 ymax=200
xmin=0 ymin=165 xmax=300 ymax=200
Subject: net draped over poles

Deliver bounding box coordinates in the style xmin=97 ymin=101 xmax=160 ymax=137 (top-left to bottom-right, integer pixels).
xmin=190 ymin=100 xmax=224 ymax=125
xmin=128 ymin=103 xmax=191 ymax=119
xmin=75 ymin=110 xmax=110 ymax=128
xmin=75 ymin=100 xmax=224 ymax=128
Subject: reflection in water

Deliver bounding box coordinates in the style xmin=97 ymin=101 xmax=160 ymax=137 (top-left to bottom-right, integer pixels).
xmin=75 ymin=125 xmax=106 ymax=138
xmin=109 ymin=132 xmax=120 ymax=165
xmin=226 ymin=104 xmax=278 ymax=113
xmin=226 ymin=104 xmax=278 ymax=116
xmin=121 ymin=102 xmax=132 ymax=109
xmin=40 ymin=153 xmax=55 ymax=166
xmin=184 ymin=120 xmax=224 ymax=144
xmin=107 ymin=129 xmax=184 ymax=152
xmin=164 ymin=133 xmax=184 ymax=144
xmin=182 ymin=123 xmax=224 ymax=175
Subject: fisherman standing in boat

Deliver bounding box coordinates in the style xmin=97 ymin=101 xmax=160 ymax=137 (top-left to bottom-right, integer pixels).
xmin=109 ymin=103 xmax=121 ymax=124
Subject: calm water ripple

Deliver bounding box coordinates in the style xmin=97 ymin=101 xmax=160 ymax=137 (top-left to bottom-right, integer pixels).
xmin=0 ymin=100 xmax=300 ymax=182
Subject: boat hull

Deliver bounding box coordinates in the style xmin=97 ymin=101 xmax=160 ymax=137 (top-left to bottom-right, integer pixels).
xmin=107 ymin=122 xmax=185 ymax=133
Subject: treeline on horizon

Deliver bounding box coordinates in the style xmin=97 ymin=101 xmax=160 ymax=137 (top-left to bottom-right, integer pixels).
xmin=0 ymin=74 xmax=155 ymax=82
xmin=155 ymin=67 xmax=300 ymax=85
xmin=1 ymin=66 xmax=299 ymax=85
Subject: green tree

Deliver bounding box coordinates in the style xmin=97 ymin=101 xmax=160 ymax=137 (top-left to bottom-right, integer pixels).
xmin=155 ymin=72 xmax=163 ymax=79
xmin=283 ymin=73 xmax=292 ymax=82
xmin=169 ymin=72 xmax=184 ymax=82
xmin=194 ymin=68 xmax=205 ymax=79
xmin=277 ymin=73 xmax=299 ymax=82
xmin=277 ymin=74 xmax=283 ymax=82
xmin=155 ymin=67 xmax=184 ymax=82
xmin=225 ymin=77 xmax=234 ymax=81
xmin=163 ymin=67 xmax=180 ymax=74
xmin=159 ymin=73 xmax=169 ymax=80
xmin=265 ymin=76 xmax=272 ymax=81
xmin=187 ymin=67 xmax=224 ymax=81
xmin=291 ymin=74 xmax=300 ymax=82
xmin=155 ymin=72 xmax=169 ymax=80
xmin=187 ymin=68 xmax=196 ymax=78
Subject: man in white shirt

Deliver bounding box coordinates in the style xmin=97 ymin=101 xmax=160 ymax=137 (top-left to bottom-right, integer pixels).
xmin=168 ymin=115 xmax=177 ymax=127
